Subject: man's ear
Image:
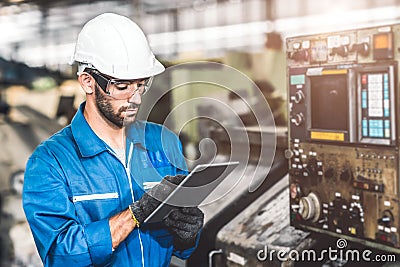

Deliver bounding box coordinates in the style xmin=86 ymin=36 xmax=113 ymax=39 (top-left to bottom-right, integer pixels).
xmin=78 ymin=73 xmax=95 ymax=95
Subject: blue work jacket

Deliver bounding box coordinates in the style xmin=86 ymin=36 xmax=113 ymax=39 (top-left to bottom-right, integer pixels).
xmin=23 ymin=103 xmax=197 ymax=267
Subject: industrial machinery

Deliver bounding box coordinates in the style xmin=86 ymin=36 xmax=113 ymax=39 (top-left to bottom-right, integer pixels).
xmin=287 ymin=24 xmax=400 ymax=253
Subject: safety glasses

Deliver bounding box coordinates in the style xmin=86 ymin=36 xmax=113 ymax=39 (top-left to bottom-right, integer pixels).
xmin=85 ymin=68 xmax=153 ymax=100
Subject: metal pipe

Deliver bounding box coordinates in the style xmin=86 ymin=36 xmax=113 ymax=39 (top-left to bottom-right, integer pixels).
xmin=208 ymin=249 xmax=222 ymax=267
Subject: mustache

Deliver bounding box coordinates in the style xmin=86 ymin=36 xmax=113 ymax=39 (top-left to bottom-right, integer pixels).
xmin=119 ymin=103 xmax=140 ymax=112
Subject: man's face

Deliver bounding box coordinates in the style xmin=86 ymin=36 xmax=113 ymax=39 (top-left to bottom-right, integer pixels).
xmin=94 ymin=85 xmax=140 ymax=128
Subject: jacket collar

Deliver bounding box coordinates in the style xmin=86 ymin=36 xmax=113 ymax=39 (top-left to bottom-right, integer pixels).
xmin=71 ymin=102 xmax=109 ymax=157
xmin=71 ymin=102 xmax=151 ymax=158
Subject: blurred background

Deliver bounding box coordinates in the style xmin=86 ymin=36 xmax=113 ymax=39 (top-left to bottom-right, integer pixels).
xmin=0 ymin=0 xmax=400 ymax=266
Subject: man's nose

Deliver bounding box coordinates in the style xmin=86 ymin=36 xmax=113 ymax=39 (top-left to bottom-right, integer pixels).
xmin=128 ymin=90 xmax=142 ymax=104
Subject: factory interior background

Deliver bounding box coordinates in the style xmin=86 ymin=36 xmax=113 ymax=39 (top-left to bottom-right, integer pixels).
xmin=1 ymin=0 xmax=400 ymax=266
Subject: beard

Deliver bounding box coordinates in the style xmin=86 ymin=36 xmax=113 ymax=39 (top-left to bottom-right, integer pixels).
xmin=95 ymin=86 xmax=140 ymax=128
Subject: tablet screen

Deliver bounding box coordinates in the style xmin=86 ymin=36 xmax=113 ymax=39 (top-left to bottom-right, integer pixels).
xmin=144 ymin=161 xmax=239 ymax=224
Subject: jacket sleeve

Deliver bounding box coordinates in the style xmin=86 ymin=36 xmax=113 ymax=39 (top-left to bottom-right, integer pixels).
xmin=23 ymin=154 xmax=113 ymax=267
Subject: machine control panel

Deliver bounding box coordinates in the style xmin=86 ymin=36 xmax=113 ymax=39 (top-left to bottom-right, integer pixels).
xmin=287 ymin=24 xmax=400 ymax=252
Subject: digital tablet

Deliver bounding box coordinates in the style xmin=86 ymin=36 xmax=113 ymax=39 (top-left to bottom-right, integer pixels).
xmin=144 ymin=161 xmax=240 ymax=224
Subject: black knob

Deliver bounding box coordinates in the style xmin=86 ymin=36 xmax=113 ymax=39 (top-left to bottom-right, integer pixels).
xmin=340 ymin=168 xmax=353 ymax=181
xmin=291 ymin=113 xmax=304 ymax=126
xmin=378 ymin=210 xmax=394 ymax=226
xmin=294 ymin=90 xmax=305 ymax=104
xmin=324 ymin=167 xmax=336 ymax=179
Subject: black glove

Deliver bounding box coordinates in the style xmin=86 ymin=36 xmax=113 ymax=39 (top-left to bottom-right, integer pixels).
xmin=129 ymin=174 xmax=186 ymax=225
xmin=164 ymin=207 xmax=204 ymax=250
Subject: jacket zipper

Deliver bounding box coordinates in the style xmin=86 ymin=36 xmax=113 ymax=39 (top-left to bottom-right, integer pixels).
xmin=125 ymin=143 xmax=145 ymax=267
xmin=109 ymin=143 xmax=145 ymax=267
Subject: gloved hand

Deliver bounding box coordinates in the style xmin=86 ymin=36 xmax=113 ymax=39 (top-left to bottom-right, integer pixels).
xmin=129 ymin=174 xmax=186 ymax=225
xmin=164 ymin=207 xmax=204 ymax=250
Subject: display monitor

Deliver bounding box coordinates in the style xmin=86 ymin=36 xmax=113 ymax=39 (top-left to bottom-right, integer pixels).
xmin=310 ymin=74 xmax=349 ymax=132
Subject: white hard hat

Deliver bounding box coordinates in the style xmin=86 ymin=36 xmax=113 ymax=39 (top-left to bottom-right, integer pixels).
xmin=71 ymin=13 xmax=165 ymax=79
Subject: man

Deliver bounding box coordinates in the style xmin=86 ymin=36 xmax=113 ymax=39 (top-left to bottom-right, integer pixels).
xmin=23 ymin=13 xmax=203 ymax=267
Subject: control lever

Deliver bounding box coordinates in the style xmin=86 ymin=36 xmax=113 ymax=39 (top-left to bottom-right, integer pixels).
xmin=289 ymin=49 xmax=309 ymax=62
xmin=330 ymin=45 xmax=349 ymax=57
xmin=350 ymin=42 xmax=369 ymax=56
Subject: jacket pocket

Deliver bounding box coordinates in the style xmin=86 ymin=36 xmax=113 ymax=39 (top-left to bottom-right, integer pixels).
xmin=71 ymin=177 xmax=120 ymax=223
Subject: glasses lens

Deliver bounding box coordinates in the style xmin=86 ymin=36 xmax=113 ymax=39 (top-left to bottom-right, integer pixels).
xmin=109 ymin=78 xmax=152 ymax=99
xmin=84 ymin=68 xmax=153 ymax=99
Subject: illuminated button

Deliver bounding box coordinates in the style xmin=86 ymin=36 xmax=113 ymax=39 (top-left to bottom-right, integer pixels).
xmin=384 ymin=90 xmax=389 ymax=99
xmin=384 ymin=108 xmax=389 ymax=117
xmin=350 ymin=227 xmax=357 ymax=235
xmin=362 ymin=75 xmax=367 ymax=84
xmin=385 ymin=129 xmax=390 ymax=137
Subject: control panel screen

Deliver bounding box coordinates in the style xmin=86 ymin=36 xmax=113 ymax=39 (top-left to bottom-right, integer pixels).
xmin=360 ymin=71 xmax=391 ymax=140
xmin=310 ymin=74 xmax=348 ymax=131
xmin=373 ymin=32 xmax=394 ymax=60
